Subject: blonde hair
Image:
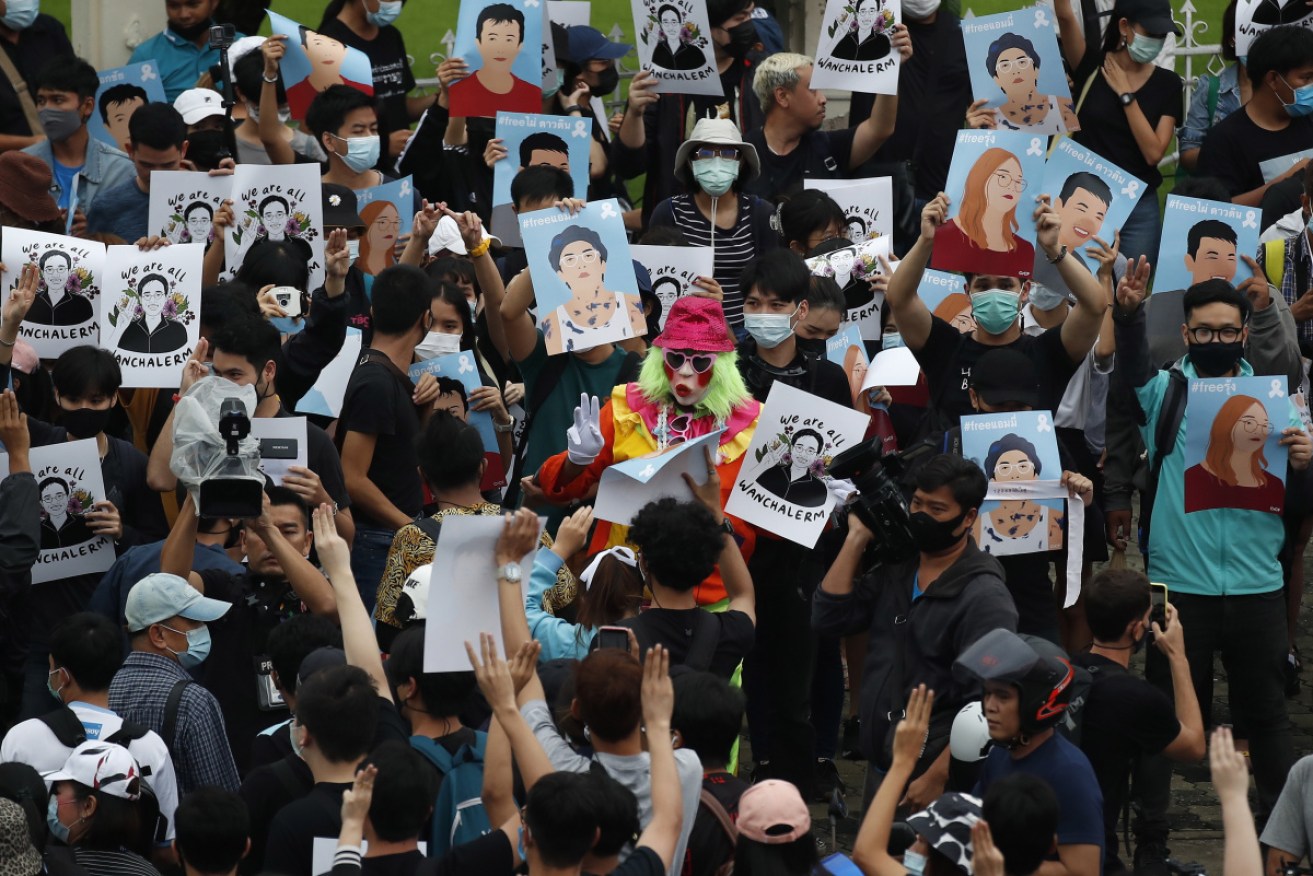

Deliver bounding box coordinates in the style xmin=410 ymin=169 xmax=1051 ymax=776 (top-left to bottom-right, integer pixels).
xmin=957 ymin=147 xmax=1022 ymax=252
xmin=753 ymin=52 xmax=815 ymax=110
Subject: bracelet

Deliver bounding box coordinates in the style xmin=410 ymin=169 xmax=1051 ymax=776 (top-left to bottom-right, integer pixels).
xmin=1046 ymin=245 xmax=1068 ymax=265
xmin=262 ymin=73 xmax=279 ymax=84
xmin=0 ymin=336 xmax=13 ymax=348
xmin=494 ymin=417 xmax=515 ymax=432
xmin=565 ymin=105 xmax=585 ymax=114
xmin=468 ymin=237 xmax=492 ymax=259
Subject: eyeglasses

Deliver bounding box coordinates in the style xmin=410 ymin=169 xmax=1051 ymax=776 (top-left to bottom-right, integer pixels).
xmin=664 ymin=350 xmax=716 ymax=373
xmin=1186 ymin=326 xmax=1244 ymax=344
xmin=1238 ymin=416 xmax=1273 ymax=436
xmin=693 ymin=147 xmax=741 ymax=162
xmin=994 ymin=460 xmax=1035 ymax=477
xmin=141 ymin=287 xmax=167 ymax=300
xmin=559 ymin=249 xmax=600 ymax=269
xmin=995 ymin=56 xmax=1034 ymax=74
xmin=992 ymin=171 xmax=1027 ymax=192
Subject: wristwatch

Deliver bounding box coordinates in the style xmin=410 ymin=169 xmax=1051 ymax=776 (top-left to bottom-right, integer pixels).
xmin=1119 ymin=92 xmax=1137 ymax=107
xmin=1046 ymin=244 xmax=1069 ymax=265
xmin=718 ymin=518 xmax=736 ymax=537
xmin=497 ymin=562 xmax=523 ymax=584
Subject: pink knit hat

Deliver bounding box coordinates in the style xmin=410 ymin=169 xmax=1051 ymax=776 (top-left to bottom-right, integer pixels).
xmin=653 ymin=297 xmax=734 ymax=352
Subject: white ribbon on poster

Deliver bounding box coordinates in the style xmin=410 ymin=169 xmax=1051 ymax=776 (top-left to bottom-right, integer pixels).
xmin=984 ymin=478 xmax=1084 ymax=608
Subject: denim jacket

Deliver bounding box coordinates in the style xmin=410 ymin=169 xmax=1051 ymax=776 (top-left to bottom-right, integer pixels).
xmin=23 ymin=136 xmax=135 ymax=219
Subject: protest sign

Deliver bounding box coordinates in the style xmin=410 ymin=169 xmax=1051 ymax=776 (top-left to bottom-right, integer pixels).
xmin=1038 ymin=138 xmax=1146 ymax=274
xmin=268 ymin=11 xmax=375 ymax=120
xmin=593 ymin=429 xmax=722 ymax=524
xmin=632 ymin=0 xmax=721 ymax=95
xmin=450 ymin=0 xmax=543 ymax=116
xmin=296 ymin=328 xmax=363 ymax=418
xmin=354 ymin=176 xmax=415 ymax=276
xmin=805 ymin=177 xmax=895 ymax=243
xmin=1237 ymin=0 xmax=1313 ymax=57
xmin=962 ymin=8 xmax=1077 ymax=134
xmin=149 ymin=171 xmax=234 ymax=247
xmin=961 ymin=409 xmax=1065 ymax=557
xmin=88 ymin=62 xmax=167 ymax=153
xmin=630 ymin=244 xmax=715 ymax=328
xmin=805 ymin=236 xmax=890 ymax=340
xmin=1184 ymin=375 xmax=1295 ymax=515
xmin=100 ymin=243 xmax=203 ymax=388
xmin=810 ymin=0 xmax=901 ymax=93
xmin=492 ymin=113 xmax=593 ymax=245
xmin=225 ymin=163 xmax=325 ymax=291
xmin=409 ymin=352 xmax=509 ymax=491
xmin=1 ymin=230 xmax=105 ymax=357
xmin=251 ymin=417 xmax=309 ymax=487
xmin=1153 ymin=194 xmax=1260 ymax=293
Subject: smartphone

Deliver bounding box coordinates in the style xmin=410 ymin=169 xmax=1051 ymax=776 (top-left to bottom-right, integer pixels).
xmin=596 ymin=626 xmax=630 ymax=652
xmin=271 ymin=286 xmax=302 ymax=318
xmin=1149 ymin=582 xmax=1169 ymax=629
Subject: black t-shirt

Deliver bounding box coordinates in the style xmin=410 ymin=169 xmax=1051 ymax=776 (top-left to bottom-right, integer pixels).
xmin=1070 ymin=653 xmax=1180 ymax=853
xmin=265 ymin=781 xmax=353 ymax=876
xmin=736 ymin=340 xmax=854 ymax=409
xmin=1072 ymin=63 xmax=1181 ymax=189
xmin=742 ymin=127 xmax=857 ymax=203
xmin=0 ymin=15 xmax=73 ymax=137
xmin=614 ymin=847 xmax=667 ymax=876
xmin=318 ymin=19 xmax=415 ymax=138
xmin=998 ymin=553 xmax=1058 ymax=639
xmin=620 ymin=608 xmax=755 ymax=679
xmin=914 ymin=317 xmax=1079 ymax=427
xmin=239 ymin=752 xmax=315 ymax=875
xmin=684 ymin=771 xmax=749 ymax=876
xmin=276 ymin=407 xmax=352 ymax=511
xmin=338 ymin=356 xmax=423 ymax=525
xmin=353 ymin=850 xmax=427 ymax=876
xmin=250 ymin=720 xmax=295 ymax=771
xmin=432 ymin=828 xmax=514 ymax=876
xmin=1196 ymin=109 xmax=1313 ymax=199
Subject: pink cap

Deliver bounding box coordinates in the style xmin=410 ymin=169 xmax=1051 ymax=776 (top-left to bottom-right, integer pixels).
xmin=736 ymin=780 xmax=811 ymax=845
xmin=653 ymin=296 xmax=734 ymax=353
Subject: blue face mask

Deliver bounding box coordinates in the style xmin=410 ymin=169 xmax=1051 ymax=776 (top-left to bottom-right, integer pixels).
xmin=47 ymin=797 xmax=72 ymax=844
xmin=1278 ymin=75 xmax=1313 ymax=118
xmin=162 ymin=624 xmax=212 ymax=670
xmin=334 ymin=134 xmax=381 ymax=173
xmin=1 ymin=0 xmax=39 ymax=31
xmin=882 ymin=332 xmax=905 ymax=350
xmin=270 ymin=316 xmax=306 ymax=335
xmin=744 ymin=305 xmax=798 ymax=349
xmin=1126 ymin=32 xmax=1165 ymax=64
xmin=903 ymin=850 xmax=928 ymax=876
xmin=1028 ymin=283 xmax=1070 ymax=312
xmin=970 ymin=288 xmax=1021 ymax=335
xmin=366 ymin=0 xmax=402 ymax=26
xmin=691 ymin=157 xmax=740 ymax=197
xmin=47 ymin=668 xmax=65 ymax=703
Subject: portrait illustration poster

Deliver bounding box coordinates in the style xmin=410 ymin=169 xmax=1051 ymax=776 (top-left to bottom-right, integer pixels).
xmin=961 ymin=409 xmax=1065 ymax=557
xmin=149 ymin=171 xmax=234 ymax=248
xmin=492 ymin=112 xmax=594 ymax=245
xmin=548 ymin=0 xmax=592 ymax=27
xmin=932 ymin=129 xmax=1043 ymax=279
xmin=805 ymin=177 xmax=895 ymax=243
xmin=354 ymin=176 xmax=415 ymax=277
xmin=408 ymin=352 xmax=508 ymax=491
xmin=1 ymin=229 xmax=106 ymax=358
xmin=1184 ymin=376 xmax=1294 ymax=515
xmin=1153 ymin=195 xmax=1260 ymax=294
xmin=297 ymin=328 xmax=362 ymax=418
xmin=225 ymin=163 xmax=326 ymax=291
xmin=824 ymin=323 xmax=873 ymax=407
xmin=630 ymin=244 xmax=714 ymax=329
xmin=519 ymin=198 xmax=646 ymax=355
xmin=1037 ymin=138 xmax=1146 ymax=274
xmin=267 ymin=11 xmax=375 ymax=120
xmin=804 ymin=236 xmax=890 ymax=340
xmin=99 ymin=243 xmax=203 ymax=388
xmin=0 ymin=439 xmax=114 ymax=584
xmin=87 ymin=62 xmax=167 ymax=153
xmin=961 ymin=8 xmax=1078 ymax=135
xmin=449 ymin=0 xmax=544 ymax=117
xmin=1237 ymin=0 xmax=1313 ymax=56
xmin=918 ymin=267 xmax=976 ymax=335
xmin=809 ymin=0 xmax=901 ymax=93
xmin=726 ymin=382 xmax=869 ymax=547
xmin=632 ymin=0 xmax=721 ymax=95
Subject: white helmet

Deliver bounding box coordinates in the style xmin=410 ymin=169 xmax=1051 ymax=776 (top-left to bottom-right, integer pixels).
xmin=395 ymin=564 xmax=432 ymax=624
xmin=949 ymin=700 xmax=993 ymax=762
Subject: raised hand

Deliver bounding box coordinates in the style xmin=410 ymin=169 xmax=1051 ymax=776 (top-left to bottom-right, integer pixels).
xmin=262 ymin=34 xmax=287 ymax=79
xmin=551 ymin=505 xmax=595 ymax=559
xmin=681 ymin=445 xmax=724 ymax=520
xmin=495 ymin=507 xmax=541 ymax=566
xmin=1116 ymin=256 xmax=1151 ymax=313
xmin=311 ymin=504 xmax=351 ymax=574
xmin=920 ymin=193 xmax=949 ymax=242
xmin=566 ymin=393 xmax=604 ymax=465
xmin=625 ymin=71 xmax=659 ymax=113
xmin=3 ymin=263 xmax=38 ymax=329
xmin=325 ymin=228 xmax=351 ymax=279
xmin=483 ymin=137 xmax=508 ymax=170
xmin=965 ymin=98 xmax=998 ymax=130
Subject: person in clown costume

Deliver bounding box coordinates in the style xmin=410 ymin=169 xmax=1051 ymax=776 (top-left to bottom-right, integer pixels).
xmin=532 ymin=296 xmax=762 ymax=607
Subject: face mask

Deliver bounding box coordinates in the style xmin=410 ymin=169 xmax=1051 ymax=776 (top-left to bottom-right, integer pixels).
xmin=334 ymin=134 xmax=381 ymax=173
xmin=882 ymin=332 xmax=905 ymax=350
xmin=901 ymin=0 xmax=941 ymax=19
xmin=691 ymin=157 xmax=740 ymax=197
xmin=60 ymin=405 xmax=111 ymax=440
xmin=47 ymin=668 xmax=65 ymax=703
xmin=1126 ymin=32 xmax=1165 ymax=64
xmin=344 ymin=238 xmax=361 ymax=267
xmin=1 ymin=0 xmax=39 ymax=30
xmin=593 ymin=66 xmax=620 ymax=96
xmin=1278 ymin=75 xmax=1313 ymax=118
xmin=1028 ymin=283 xmax=1069 ymax=312
xmin=172 ymin=18 xmax=212 ymax=42
xmin=903 ymin=851 xmax=928 ymax=876
xmin=46 ymin=797 xmax=71 ymax=844
xmin=164 ymin=624 xmax=212 ymax=669
xmin=796 ymin=335 xmax=826 ymax=357
xmin=247 ymin=103 xmax=292 ymax=124
xmin=289 ymin=719 xmax=306 ymax=761
xmin=721 ymin=21 xmax=759 ymax=59
xmin=270 ymin=316 xmax=305 ymax=335
xmin=39 ymin=108 xmax=82 ymax=142
xmin=415 ymin=330 xmax=462 ymax=360
xmin=1187 ymin=340 xmax=1244 ymax=377
xmin=970 ymin=289 xmax=1021 ymax=335
xmin=908 ymin=509 xmax=968 ymax=553
xmin=468 ymin=297 xmax=479 ymax=316
xmin=744 ymin=306 xmax=798 ymax=349
xmin=366 ymin=0 xmax=403 ymax=26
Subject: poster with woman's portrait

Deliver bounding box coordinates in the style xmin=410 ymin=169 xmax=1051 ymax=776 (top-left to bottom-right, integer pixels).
xmin=520 ymin=198 xmax=647 ymax=355
xmin=805 ymin=177 xmax=895 ymax=243
xmin=99 ymin=243 xmax=204 ymax=387
xmin=224 ymin=163 xmax=326 ymax=291
xmin=632 ymin=0 xmax=721 ymax=95
xmin=1 ymin=229 xmax=105 ymax=358
xmin=0 ymin=439 xmax=114 ymax=584
xmin=1184 ymin=376 xmax=1296 ymax=515
xmin=450 ymin=0 xmax=544 ymax=117
xmin=810 ymin=0 xmax=901 ymax=93
xmin=1153 ymin=195 xmax=1260 ymax=294
xmin=962 ymin=409 xmax=1065 ymax=556
xmin=1036 ymin=139 xmax=1145 ymax=275
xmin=149 ymin=171 xmax=234 ymax=249
xmin=1237 ymin=0 xmax=1313 ymax=57
xmin=88 ymin=62 xmax=167 ymax=153
xmin=630 ymin=243 xmax=715 ymax=329
xmin=354 ymin=176 xmax=414 ymax=277
xmin=492 ymin=112 xmax=594 ymax=245
xmin=268 ymin=11 xmax=375 ymax=120
xmin=918 ymin=267 xmax=976 ymax=334
xmin=962 ymin=9 xmax=1078 ymax=135
xmin=727 ymin=382 xmax=870 ymax=547
xmin=805 ymin=236 xmax=891 ymax=340
xmin=932 ymin=129 xmax=1043 ymax=280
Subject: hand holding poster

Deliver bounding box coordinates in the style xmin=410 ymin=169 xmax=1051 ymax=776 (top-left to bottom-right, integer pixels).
xmin=962 ymin=8 xmax=1078 ymax=134
xmin=492 ymin=113 xmax=594 ymax=245
xmin=630 ymin=244 xmax=715 ymax=328
xmin=100 ymin=243 xmax=204 ymax=387
xmin=408 ymin=352 xmax=509 ymax=491
xmin=810 ymin=0 xmax=902 ymax=93
xmin=449 ymin=0 xmax=544 ymax=117
xmin=1153 ymin=195 xmax=1260 ymax=293
xmin=632 ymin=0 xmax=722 ymax=95
xmin=89 ymin=63 xmax=168 ymax=153
xmin=593 ymin=429 xmax=723 ymax=524
xmin=267 ymin=11 xmax=375 ymax=120
xmin=1184 ymin=376 xmax=1294 ymax=515
xmin=804 ymin=237 xmax=890 ymax=339
xmin=225 ymin=163 xmax=326 ymax=291
xmin=726 ymin=382 xmax=870 ymax=547
xmin=2 ymin=231 xmax=105 ymax=357
xmin=961 ymin=409 xmax=1065 ymax=556
xmin=149 ymin=171 xmax=234 ymax=247
xmin=354 ymin=176 xmax=415 ymax=277
xmin=805 ymin=177 xmax=895 ymax=243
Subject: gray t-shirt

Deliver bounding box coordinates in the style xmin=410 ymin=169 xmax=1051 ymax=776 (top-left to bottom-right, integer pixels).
xmin=235 ymin=128 xmax=326 ymax=165
xmin=1262 ymin=754 xmax=1313 ymax=856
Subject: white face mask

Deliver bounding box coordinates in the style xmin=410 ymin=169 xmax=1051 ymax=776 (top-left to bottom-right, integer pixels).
xmin=901 ymin=0 xmax=941 ymax=18
xmin=344 ymin=239 xmax=361 ymax=267
xmin=415 ymin=330 xmax=462 ymax=360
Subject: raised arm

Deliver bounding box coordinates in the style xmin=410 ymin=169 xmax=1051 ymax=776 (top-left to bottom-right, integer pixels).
xmin=852 ymin=685 xmax=934 ymax=876
xmin=202 ymin=201 xmax=235 ymax=287
xmin=495 ymin=508 xmax=542 ymax=660
xmin=313 ymin=504 xmax=391 ymax=701
xmin=399 ymin=200 xmax=440 ymax=267
xmin=468 ymin=633 xmax=555 ymax=788
xmin=1214 ymin=727 xmax=1262 ymax=876
xmin=160 ymin=494 xmax=205 ymax=589
xmin=882 ymin=196 xmax=945 ymax=352
xmin=0 ymin=263 xmax=37 ymax=372
xmin=848 ymin=29 xmax=910 ymax=169
xmin=684 ymin=447 xmax=755 ymax=624
xmin=1036 ymin=197 xmax=1113 ymax=363
xmin=634 ymin=645 xmax=683 ymax=871
xmin=500 ymin=268 xmax=543 ymax=363
xmin=443 ymin=205 xmax=510 ymax=363
xmin=246 ymin=495 xmax=337 ymax=619
xmin=258 ymin=36 xmax=297 ymax=166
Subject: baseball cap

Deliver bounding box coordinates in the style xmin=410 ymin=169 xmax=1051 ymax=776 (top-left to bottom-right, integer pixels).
xmin=125 ymin=573 xmax=231 ymax=633
xmin=174 ymin=88 xmax=226 ymax=126
xmin=428 ymin=214 xmax=500 ymax=256
xmin=45 ymin=741 xmax=144 ymax=801
xmin=394 ymin=564 xmax=432 ymax=624
xmin=968 ymin=348 xmax=1040 ymax=409
xmin=736 ymin=780 xmax=811 ymax=844
xmin=296 ymin=646 xmax=347 ymax=687
xmin=1113 ymin=0 xmax=1183 ymax=36
xmin=323 ymin=184 xmax=366 ymax=229
xmin=906 ymin=793 xmax=982 ymax=874
xmin=565 ymin=25 xmax=632 ymax=63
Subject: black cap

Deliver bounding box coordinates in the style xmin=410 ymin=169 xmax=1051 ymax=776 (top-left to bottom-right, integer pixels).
xmin=1113 ymin=0 xmax=1184 ymax=36
xmin=297 ymin=646 xmax=347 ymax=687
xmin=322 ymin=184 xmax=365 ymax=229
xmin=1183 ymin=278 xmax=1251 ymax=323
xmin=969 ymin=348 xmax=1040 ymax=408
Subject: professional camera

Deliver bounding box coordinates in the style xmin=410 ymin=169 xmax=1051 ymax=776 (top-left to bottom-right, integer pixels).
xmin=827 ymin=436 xmax=918 ymax=567
xmin=208 ymin=23 xmax=236 ymax=49
xmin=172 ymin=379 xmax=265 ymax=520
xmin=199 ymin=397 xmax=264 ymax=518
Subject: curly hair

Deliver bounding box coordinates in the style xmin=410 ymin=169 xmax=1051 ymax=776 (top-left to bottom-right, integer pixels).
xmin=628 ymin=498 xmax=723 ymax=592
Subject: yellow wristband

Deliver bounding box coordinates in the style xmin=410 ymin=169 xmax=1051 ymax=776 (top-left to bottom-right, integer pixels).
xmin=468 ymin=238 xmax=492 ymax=259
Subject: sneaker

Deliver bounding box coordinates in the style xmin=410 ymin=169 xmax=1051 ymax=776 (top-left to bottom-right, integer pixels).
xmin=1134 ymin=840 xmax=1171 ymax=876
xmin=814 ymin=758 xmax=844 ymax=802
xmin=841 ymin=716 xmax=865 ymax=761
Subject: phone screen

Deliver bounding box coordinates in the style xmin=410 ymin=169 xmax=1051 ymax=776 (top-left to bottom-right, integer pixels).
xmin=1149 ymin=583 xmax=1168 ymax=628
xmin=596 ymin=628 xmax=630 ymax=651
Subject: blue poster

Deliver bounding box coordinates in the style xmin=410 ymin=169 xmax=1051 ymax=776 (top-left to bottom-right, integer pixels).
xmin=354 ymin=176 xmax=414 ymax=277
xmin=1183 ymin=376 xmax=1295 ymax=515
xmin=491 ymin=112 xmax=593 ymax=244
xmin=961 ymin=409 xmax=1065 ymax=556
xmin=519 ymin=198 xmax=646 ymax=355
xmin=89 ymin=62 xmax=168 ymax=153
xmin=919 ymin=268 xmax=975 ymax=334
xmin=267 ymin=11 xmax=375 ymax=120
xmin=931 ymin=129 xmax=1044 ymax=280
xmin=1154 ymin=195 xmax=1261 ymax=294
xmin=449 ymin=0 xmax=543 ymax=118
xmin=1038 ymin=138 xmax=1147 ymax=272
xmin=409 ymin=352 xmax=508 ymax=491
xmin=826 ymin=322 xmax=868 ymax=408
xmin=961 ymin=7 xmax=1077 ymax=135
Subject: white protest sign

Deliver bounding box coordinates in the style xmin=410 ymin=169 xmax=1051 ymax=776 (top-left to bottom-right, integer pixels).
xmin=593 ymin=429 xmax=722 ymax=524
xmin=225 ymin=163 xmax=325 ymax=290
xmin=630 ymin=244 xmax=715 ymax=328
xmin=100 ymin=244 xmax=204 ymax=388
xmin=148 ymin=171 xmax=234 ymax=245
xmin=863 ymin=345 xmax=920 ymax=389
xmin=805 ymin=177 xmax=895 ymax=243
xmin=631 ymin=0 xmax=722 ymax=95
xmin=252 ymin=417 xmax=309 ymax=486
xmin=810 ymin=0 xmax=902 ymax=93
xmin=296 ymin=328 xmax=363 ymax=418
xmin=1 ymin=230 xmax=105 ymax=357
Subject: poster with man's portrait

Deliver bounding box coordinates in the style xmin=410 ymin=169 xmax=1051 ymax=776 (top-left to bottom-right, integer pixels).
xmin=520 ymin=199 xmax=646 ymax=355
xmin=88 ymin=62 xmax=167 ymax=153
xmin=492 ymin=112 xmax=594 ymax=246
xmin=630 ymin=244 xmax=715 ymax=329
xmin=408 ymin=352 xmax=509 ymax=491
xmin=354 ymin=176 xmax=415 ymax=277
xmin=1153 ymin=195 xmax=1260 ymax=294
xmin=1237 ymin=0 xmax=1313 ymax=57
xmin=149 ymin=171 xmax=234 ymax=248
xmin=810 ymin=0 xmax=901 ymax=93
xmin=804 ymin=236 xmax=890 ymax=340
xmin=267 ymin=11 xmax=375 ymax=120
xmin=962 ymin=409 xmax=1065 ymax=557
xmin=450 ymin=0 xmax=544 ymax=117
xmin=632 ymin=0 xmax=721 ymax=95
xmin=1184 ymin=376 xmax=1297 ymax=515
xmin=99 ymin=243 xmax=204 ymax=388
xmin=962 ymin=8 xmax=1078 ymax=135
xmin=805 ymin=177 xmax=895 ymax=244
xmin=1 ymin=230 xmax=105 ymax=357
xmin=224 ymin=163 xmax=326 ymax=291
xmin=0 ymin=439 xmax=114 ymax=584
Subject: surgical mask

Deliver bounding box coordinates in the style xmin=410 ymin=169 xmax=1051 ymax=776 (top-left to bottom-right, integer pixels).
xmin=415 ymin=330 xmax=462 ymax=360
xmin=1 ymin=0 xmax=39 ymax=31
xmin=46 ymin=797 xmax=71 ymax=844
xmin=970 ymin=289 xmax=1021 ymax=335
xmin=334 ymin=134 xmax=380 ymax=173
xmin=1278 ymin=75 xmax=1313 ymax=118
xmin=366 ymin=0 xmax=403 ymax=27
xmin=60 ymin=405 xmax=111 ymax=440
xmin=691 ymin=157 xmax=739 ymax=197
xmin=39 ymin=108 xmax=82 ymax=142
xmin=290 ymin=719 xmax=306 ymax=761
xmin=744 ymin=306 xmax=798 ymax=349
xmin=903 ymin=851 xmax=928 ymax=876
xmin=1187 ymin=340 xmax=1244 ymax=377
xmin=47 ymin=668 xmax=65 ymax=703
xmin=344 ymin=238 xmax=361 ymax=267
xmin=247 ymin=103 xmax=292 ymax=125
xmin=592 ymin=66 xmax=620 ymax=96
xmin=882 ymin=332 xmax=905 ymax=350
xmin=1028 ymin=283 xmax=1069 ymax=312
xmin=270 ymin=316 xmax=305 ymax=335
xmin=1126 ymin=32 xmax=1165 ymax=64
xmin=908 ymin=509 xmax=968 ymax=553
xmin=901 ymin=0 xmax=941 ymax=19
xmin=721 ymin=21 xmax=758 ymax=59
xmin=163 ymin=624 xmax=212 ymax=669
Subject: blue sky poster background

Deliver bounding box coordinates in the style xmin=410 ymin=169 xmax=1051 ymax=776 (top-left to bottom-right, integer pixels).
xmin=1039 ymin=138 xmax=1146 ymax=272
xmin=268 ymin=11 xmax=375 ymax=118
xmin=962 ymin=8 xmax=1071 ymax=113
xmin=88 ymin=62 xmax=166 ymax=151
xmin=409 ymin=352 xmax=507 ymax=490
xmin=1153 ymin=195 xmax=1261 ymax=293
xmin=492 ymin=112 xmax=593 ymax=207
xmin=961 ymin=409 xmax=1063 ymax=526
xmin=452 ymin=0 xmax=543 ymax=97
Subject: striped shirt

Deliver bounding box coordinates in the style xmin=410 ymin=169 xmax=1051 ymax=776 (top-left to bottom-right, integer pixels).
xmin=666 ymin=194 xmax=760 ymax=327
xmin=73 ymin=847 xmax=161 ymax=876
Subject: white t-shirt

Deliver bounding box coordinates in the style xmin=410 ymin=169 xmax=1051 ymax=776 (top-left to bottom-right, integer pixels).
xmin=0 ymin=701 xmax=179 ymax=841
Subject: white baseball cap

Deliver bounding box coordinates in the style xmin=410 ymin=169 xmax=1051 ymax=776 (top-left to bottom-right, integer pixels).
xmin=45 ymin=741 xmax=144 ymax=801
xmin=174 ymin=88 xmax=226 ymax=126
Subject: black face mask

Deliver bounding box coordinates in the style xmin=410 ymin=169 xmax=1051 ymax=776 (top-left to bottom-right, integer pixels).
xmin=61 ymin=406 xmax=112 ymax=440
xmin=907 ymin=509 xmax=968 ymax=553
xmin=796 ymin=336 xmax=826 ymax=358
xmin=722 ymin=21 xmax=760 ymax=59
xmin=1187 ymin=340 xmax=1244 ymax=377
xmin=591 ymin=67 xmax=620 ymax=96
xmin=172 ymin=18 xmax=213 ymax=42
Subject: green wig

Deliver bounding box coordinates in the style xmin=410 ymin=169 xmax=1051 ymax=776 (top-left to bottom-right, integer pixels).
xmin=635 ymin=346 xmax=753 ymax=422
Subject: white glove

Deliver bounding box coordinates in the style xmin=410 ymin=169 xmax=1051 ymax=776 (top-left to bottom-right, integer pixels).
xmin=566 ymin=393 xmax=605 ymax=465
xmin=827 ymin=478 xmax=859 ymax=507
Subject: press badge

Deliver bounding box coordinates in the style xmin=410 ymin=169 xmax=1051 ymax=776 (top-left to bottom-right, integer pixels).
xmin=255 ymin=656 xmax=285 ymax=711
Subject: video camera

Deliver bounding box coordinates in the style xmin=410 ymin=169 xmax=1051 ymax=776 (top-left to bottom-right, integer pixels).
xmin=827 ymin=436 xmax=921 ymax=567
xmin=198 ymin=397 xmax=264 ymax=519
